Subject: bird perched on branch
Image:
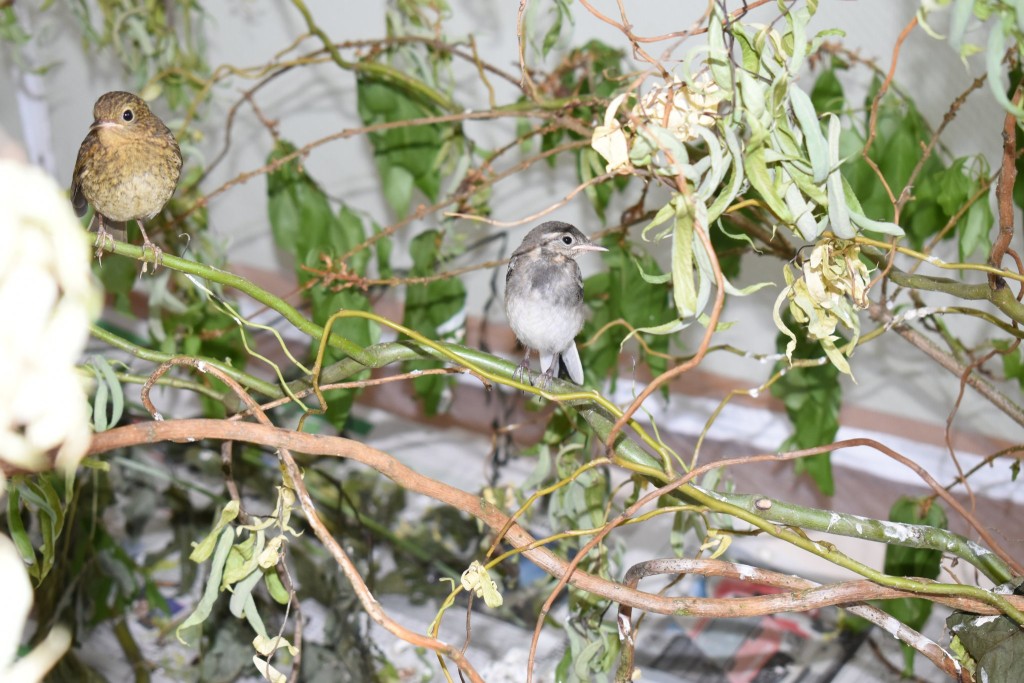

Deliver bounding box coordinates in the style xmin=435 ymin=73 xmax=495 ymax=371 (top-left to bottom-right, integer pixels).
xmin=70 ymin=91 xmax=182 ymax=271
xmin=504 ymin=221 xmax=607 ymax=388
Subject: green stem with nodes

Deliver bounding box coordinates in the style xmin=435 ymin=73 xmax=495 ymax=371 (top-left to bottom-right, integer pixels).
xmin=682 ymin=485 xmax=1024 ymax=622
xmin=724 ymin=493 xmax=1015 ymax=585
xmin=886 ymin=267 xmax=1024 ymax=326
xmin=313 ymin=308 xmax=674 ymax=470
xmin=99 ymin=240 xmax=373 ymax=365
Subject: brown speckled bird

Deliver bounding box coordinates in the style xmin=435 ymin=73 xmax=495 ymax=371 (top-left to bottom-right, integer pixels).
xmin=70 ymin=91 xmax=182 ymax=269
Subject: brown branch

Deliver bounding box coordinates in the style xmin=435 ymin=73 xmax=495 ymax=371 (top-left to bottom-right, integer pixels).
xmin=183 ymin=108 xmax=567 ymax=224
xmin=337 ymin=136 xmax=592 ymax=265
xmin=577 ymin=0 xmax=668 ymax=77
xmin=86 ymin=418 xmax=1024 ymax=620
xmin=517 ymin=0 xmax=540 ymax=102
xmin=991 ymin=86 xmax=1023 ymax=289
xmin=190 ymin=35 xmax=527 ymax=190
xmin=604 ymin=205 xmax=726 ymax=449
xmin=895 ymin=74 xmax=988 ymax=214
xmin=446 ymin=170 xmax=617 ymax=227
xmin=137 ymin=360 xmax=486 ymax=682
xmin=579 ymin=0 xmax=774 ymax=44
xmin=615 ymin=558 xmax=970 ymax=682
xmin=867 ymin=297 xmax=1024 ymax=429
xmin=528 ymin=428 xmax=1024 ymax=678
xmin=862 ymin=15 xmax=919 ymax=218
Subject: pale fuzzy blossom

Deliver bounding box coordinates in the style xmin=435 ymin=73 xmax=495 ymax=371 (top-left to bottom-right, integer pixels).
xmin=0 ymin=161 xmax=102 ymax=485
xmin=591 ymin=74 xmax=724 ymax=172
xmin=0 ymin=533 xmax=71 ymax=681
xmin=632 ymin=74 xmax=724 ymax=143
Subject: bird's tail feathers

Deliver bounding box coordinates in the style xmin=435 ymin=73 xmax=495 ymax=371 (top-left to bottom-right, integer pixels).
xmin=561 ymin=342 xmax=584 ymax=385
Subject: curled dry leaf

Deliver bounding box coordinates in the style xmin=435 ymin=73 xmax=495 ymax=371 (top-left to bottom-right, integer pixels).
xmin=777 ymin=239 xmax=870 ymax=377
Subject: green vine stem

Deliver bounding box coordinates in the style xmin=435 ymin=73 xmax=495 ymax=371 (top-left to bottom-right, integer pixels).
xmin=887 ymin=267 xmax=1024 ymax=324
xmin=98 ymin=241 xmax=372 ymax=365
xmin=96 ymin=244 xmax=1022 ymax=621
xmin=90 ymin=324 xmax=280 ymax=399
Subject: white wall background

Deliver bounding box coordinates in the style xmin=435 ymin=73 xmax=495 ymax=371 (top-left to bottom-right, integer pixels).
xmin=2 ymin=0 xmax=1020 ymax=442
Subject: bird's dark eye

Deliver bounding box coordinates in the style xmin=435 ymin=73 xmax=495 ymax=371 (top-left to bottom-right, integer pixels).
xmin=122 ymin=109 xmax=134 ymax=122
xmin=561 ymin=235 xmax=574 ymax=245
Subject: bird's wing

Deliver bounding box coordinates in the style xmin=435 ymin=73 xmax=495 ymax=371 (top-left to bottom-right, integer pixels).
xmin=69 ymin=167 xmax=88 ymax=218
xmin=560 ymin=342 xmax=584 ymax=385
xmin=70 ymin=135 xmax=96 ymax=218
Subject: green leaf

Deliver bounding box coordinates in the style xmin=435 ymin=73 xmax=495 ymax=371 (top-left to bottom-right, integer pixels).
xmin=228 ymin=566 xmax=265 ymax=619
xmin=810 ymin=60 xmax=845 ymax=115
xmin=374 ymin=222 xmax=393 ymax=279
xmin=265 ymin=568 xmax=291 ymax=605
xmin=671 ymin=199 xmax=697 ymax=318
xmin=841 ymin=82 xmax=989 ymax=248
xmin=947 ymin=608 xmax=1024 ymax=683
xmin=958 ymin=189 xmax=994 ymax=261
xmin=790 ymin=85 xmax=828 ymax=184
xmin=266 ymin=146 xmax=376 ymax=427
xmin=996 ymin=339 xmax=1024 ymax=388
xmin=987 ymin=20 xmax=1024 ymax=118
xmin=89 ymin=356 xmax=125 ymax=432
xmin=6 ymin=487 xmax=37 ymax=578
xmin=190 ymin=500 xmax=240 ymax=563
xmin=266 ymin=140 xmax=334 ymax=257
xmin=222 ymin=530 xmax=264 ymax=587
xmin=177 ymin=525 xmax=236 ymax=645
xmin=305 ymin=207 xmax=376 ymax=427
xmin=771 ymin=313 xmax=841 ymax=495
xmin=357 ymin=76 xmax=447 ymax=216
xmin=579 ymin=146 xmax=612 ymax=220
xmin=94 ymin=253 xmax=136 ymax=307
xmin=745 ymin=144 xmax=794 ymax=224
xmin=541 ymin=0 xmax=572 ymax=57
xmin=708 ymin=5 xmax=733 ymax=95
xmin=402 ymin=230 xmax=466 ymax=414
xmin=24 ymin=477 xmax=64 ymax=581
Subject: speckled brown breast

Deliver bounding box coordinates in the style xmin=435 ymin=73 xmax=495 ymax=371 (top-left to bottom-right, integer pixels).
xmin=71 ymin=122 xmax=182 ymax=223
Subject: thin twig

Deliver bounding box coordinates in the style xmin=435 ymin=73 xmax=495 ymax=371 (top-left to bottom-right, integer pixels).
xmin=616 ymin=558 xmax=969 ymax=682
xmin=862 ymin=15 xmax=918 ymax=216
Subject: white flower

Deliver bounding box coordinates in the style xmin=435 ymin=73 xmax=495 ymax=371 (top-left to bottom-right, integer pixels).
xmin=0 ymin=533 xmax=71 ymax=681
xmin=0 ymin=161 xmax=102 ymax=488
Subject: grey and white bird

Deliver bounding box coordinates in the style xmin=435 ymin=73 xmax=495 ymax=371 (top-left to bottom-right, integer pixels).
xmin=504 ymin=221 xmax=607 ymax=387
